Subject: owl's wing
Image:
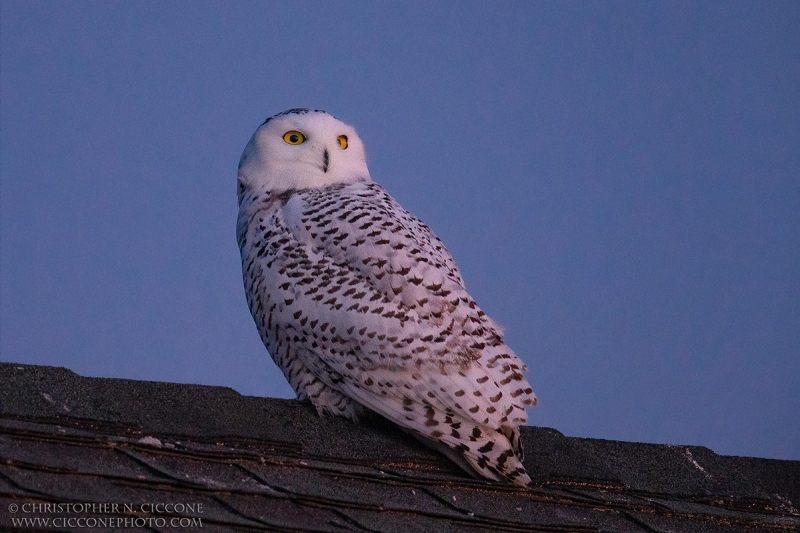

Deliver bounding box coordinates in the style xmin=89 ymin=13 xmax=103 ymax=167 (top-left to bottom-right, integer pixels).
xmin=281 ymin=180 xmax=535 ymax=382
xmin=248 ymin=181 xmax=536 ymax=484
xmin=284 ymin=182 xmax=466 ymax=313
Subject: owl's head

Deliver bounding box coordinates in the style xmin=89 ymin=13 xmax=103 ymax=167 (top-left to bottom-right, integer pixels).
xmin=237 ymin=109 xmax=371 ymax=195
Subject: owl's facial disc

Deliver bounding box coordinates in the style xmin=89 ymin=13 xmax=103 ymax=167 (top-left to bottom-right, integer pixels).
xmin=238 ymin=109 xmax=371 ymax=193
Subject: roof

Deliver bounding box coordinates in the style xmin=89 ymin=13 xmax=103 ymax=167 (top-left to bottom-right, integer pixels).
xmin=1 ymin=362 xmax=797 ymax=532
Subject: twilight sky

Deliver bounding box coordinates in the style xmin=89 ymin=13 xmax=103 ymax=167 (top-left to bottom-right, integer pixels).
xmin=1 ymin=1 xmax=798 ymax=461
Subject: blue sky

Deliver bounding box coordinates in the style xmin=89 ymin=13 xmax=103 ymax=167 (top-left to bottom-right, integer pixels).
xmin=1 ymin=1 xmax=798 ymax=460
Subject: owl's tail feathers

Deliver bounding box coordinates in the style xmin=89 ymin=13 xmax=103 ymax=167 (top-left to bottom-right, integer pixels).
xmin=460 ymin=424 xmax=531 ymax=487
xmin=318 ymin=367 xmax=533 ymax=486
xmin=407 ymin=421 xmax=531 ymax=487
xmin=501 ymin=424 xmax=525 ymax=460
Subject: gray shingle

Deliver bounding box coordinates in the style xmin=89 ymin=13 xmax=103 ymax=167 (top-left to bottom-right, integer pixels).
xmin=1 ymin=362 xmax=797 ymax=532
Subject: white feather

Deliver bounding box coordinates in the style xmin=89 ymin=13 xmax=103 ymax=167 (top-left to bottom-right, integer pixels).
xmin=238 ymin=109 xmax=537 ymax=486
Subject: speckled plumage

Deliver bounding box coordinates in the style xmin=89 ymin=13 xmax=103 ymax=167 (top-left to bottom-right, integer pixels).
xmin=237 ymin=109 xmax=537 ymax=485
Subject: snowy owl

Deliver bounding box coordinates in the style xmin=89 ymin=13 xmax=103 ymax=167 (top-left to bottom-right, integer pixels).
xmin=237 ymin=108 xmax=537 ymax=485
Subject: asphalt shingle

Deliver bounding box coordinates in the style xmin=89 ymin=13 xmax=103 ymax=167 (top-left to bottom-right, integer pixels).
xmin=1 ymin=362 xmax=797 ymax=532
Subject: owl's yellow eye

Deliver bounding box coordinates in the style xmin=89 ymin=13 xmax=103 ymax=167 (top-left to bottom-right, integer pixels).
xmin=337 ymin=135 xmax=348 ymax=149
xmin=283 ymin=131 xmax=306 ymax=145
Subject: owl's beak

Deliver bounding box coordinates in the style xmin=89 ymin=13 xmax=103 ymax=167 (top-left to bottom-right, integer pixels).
xmin=322 ymin=148 xmax=329 ymax=173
